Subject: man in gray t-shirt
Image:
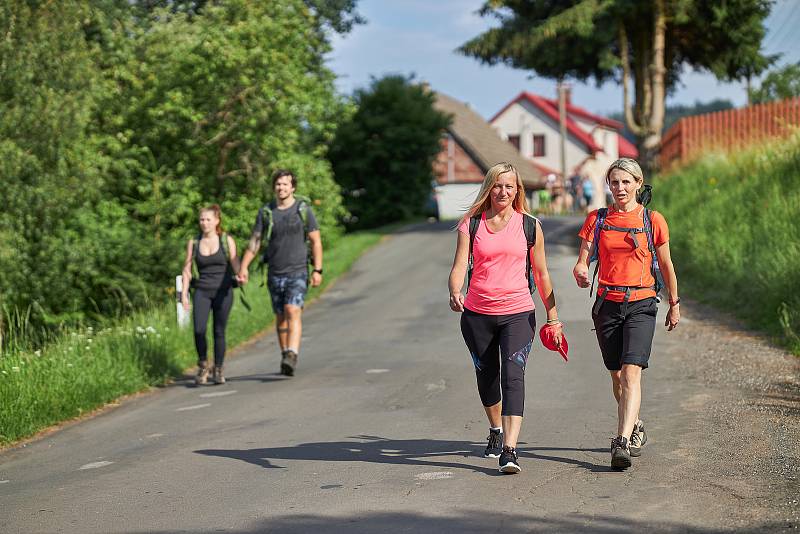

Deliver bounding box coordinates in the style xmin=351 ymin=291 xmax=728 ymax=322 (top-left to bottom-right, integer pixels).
xmin=239 ymin=170 xmax=323 ymax=376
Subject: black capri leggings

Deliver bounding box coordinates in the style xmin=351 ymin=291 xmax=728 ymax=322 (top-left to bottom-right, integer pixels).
xmin=460 ymin=309 xmax=536 ymax=417
xmin=193 ymin=286 xmax=234 ymax=367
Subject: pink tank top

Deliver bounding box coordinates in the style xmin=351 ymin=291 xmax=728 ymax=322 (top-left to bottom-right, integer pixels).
xmin=458 ymin=211 xmax=535 ymax=315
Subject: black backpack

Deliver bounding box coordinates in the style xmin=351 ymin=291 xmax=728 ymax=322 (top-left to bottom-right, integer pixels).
xmin=467 ymin=212 xmax=539 ymax=294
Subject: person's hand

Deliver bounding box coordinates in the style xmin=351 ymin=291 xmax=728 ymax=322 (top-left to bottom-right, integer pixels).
xmin=449 ymin=291 xmax=465 ymax=312
xmin=237 ymin=268 xmax=249 ymax=285
xmin=666 ymin=304 xmax=680 ymax=331
xmin=310 ymin=271 xmax=322 ymax=287
xmin=181 ymin=294 xmax=190 ymax=312
xmin=573 ymin=264 xmax=590 ymax=288
xmin=550 ymin=321 xmax=564 ymax=348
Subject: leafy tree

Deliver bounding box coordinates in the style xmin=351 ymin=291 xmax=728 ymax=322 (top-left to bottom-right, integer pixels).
xmin=329 ymin=76 xmax=452 ymax=229
xmin=0 ymin=0 xmax=350 ymax=339
xmin=749 ymin=62 xmax=800 ymax=104
xmin=460 ymin=0 xmax=772 ymax=170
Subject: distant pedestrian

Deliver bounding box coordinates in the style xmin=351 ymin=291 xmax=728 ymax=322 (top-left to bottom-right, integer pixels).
xmin=181 ymin=205 xmax=241 ymax=385
xmin=581 ymin=175 xmax=594 ymax=211
xmin=448 ymin=162 xmax=564 ymax=474
xmin=238 ymin=170 xmax=323 ymax=376
xmin=572 ymin=158 xmax=680 ymax=470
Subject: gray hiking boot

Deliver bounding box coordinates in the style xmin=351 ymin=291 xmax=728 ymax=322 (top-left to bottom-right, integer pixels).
xmin=630 ymin=420 xmax=647 ymax=457
xmin=195 ymin=362 xmax=210 ymax=385
xmin=611 ymin=435 xmax=632 ymax=470
xmin=281 ymin=350 xmax=298 ymax=376
xmin=212 ymin=366 xmax=225 ymax=385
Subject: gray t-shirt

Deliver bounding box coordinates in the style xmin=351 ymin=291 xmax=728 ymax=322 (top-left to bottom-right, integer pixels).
xmin=253 ymin=200 xmax=319 ymax=276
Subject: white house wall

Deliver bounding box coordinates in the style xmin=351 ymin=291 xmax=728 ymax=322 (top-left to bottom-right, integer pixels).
xmin=492 ymin=100 xmax=593 ymax=175
xmin=435 ymin=183 xmax=482 ymax=220
xmin=592 ymin=126 xmax=619 ymax=159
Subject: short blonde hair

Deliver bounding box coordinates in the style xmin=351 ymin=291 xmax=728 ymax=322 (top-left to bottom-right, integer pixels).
xmin=605 ymin=158 xmax=644 ymax=184
xmin=460 ymin=162 xmax=530 ymax=224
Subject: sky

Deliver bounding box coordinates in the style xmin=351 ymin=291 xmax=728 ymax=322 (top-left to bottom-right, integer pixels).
xmin=327 ymin=0 xmax=800 ymax=120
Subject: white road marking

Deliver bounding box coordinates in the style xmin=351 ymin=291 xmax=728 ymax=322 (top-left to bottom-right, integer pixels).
xmin=366 ymin=369 xmax=390 ymax=374
xmin=414 ymin=471 xmax=453 ymax=480
xmin=426 ymin=380 xmax=446 ymax=392
xmin=199 ymin=390 xmax=237 ymax=398
xmin=0 ymin=480 xmax=9 ymax=484
xmin=176 ymin=403 xmax=211 ymax=412
xmin=79 ymin=461 xmax=113 ymax=470
xmin=145 ymin=433 xmax=164 ymax=439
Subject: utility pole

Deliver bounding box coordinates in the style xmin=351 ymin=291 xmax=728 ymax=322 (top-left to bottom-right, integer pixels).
xmin=557 ymin=79 xmax=568 ymax=190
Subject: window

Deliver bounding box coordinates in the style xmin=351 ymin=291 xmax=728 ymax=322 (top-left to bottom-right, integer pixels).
xmin=508 ymin=134 xmax=520 ymax=151
xmin=533 ymin=135 xmax=546 ymax=157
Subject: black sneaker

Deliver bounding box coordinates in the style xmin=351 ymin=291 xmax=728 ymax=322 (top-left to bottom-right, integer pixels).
xmin=611 ymin=435 xmax=632 ymax=470
xmin=281 ymin=350 xmax=297 ymax=376
xmin=630 ymin=420 xmax=647 ymax=457
xmin=484 ymin=429 xmax=503 ymax=458
xmin=498 ymin=446 xmax=521 ymax=474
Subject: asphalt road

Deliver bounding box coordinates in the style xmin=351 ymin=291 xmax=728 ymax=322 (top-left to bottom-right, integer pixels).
xmin=0 ymin=218 xmax=788 ymax=533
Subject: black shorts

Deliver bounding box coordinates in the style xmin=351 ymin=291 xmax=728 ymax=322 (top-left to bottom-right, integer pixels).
xmin=592 ymin=297 xmax=657 ymax=371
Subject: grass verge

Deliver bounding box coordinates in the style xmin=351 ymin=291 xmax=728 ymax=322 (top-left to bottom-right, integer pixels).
xmin=0 ymin=224 xmax=393 ymax=447
xmin=656 ymin=132 xmax=800 ymax=355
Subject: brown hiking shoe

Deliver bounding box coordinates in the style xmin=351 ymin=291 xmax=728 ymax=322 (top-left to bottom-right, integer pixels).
xmin=281 ymin=350 xmax=298 ymax=376
xmin=195 ymin=362 xmax=210 ymax=385
xmin=212 ymin=366 xmax=225 ymax=385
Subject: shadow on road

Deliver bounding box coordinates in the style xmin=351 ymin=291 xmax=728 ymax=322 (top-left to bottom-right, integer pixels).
xmin=195 ymin=435 xmax=610 ymax=476
xmin=129 ymin=510 xmax=788 ymax=533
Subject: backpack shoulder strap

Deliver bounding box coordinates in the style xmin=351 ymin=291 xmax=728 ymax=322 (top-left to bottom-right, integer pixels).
xmin=522 ymin=213 xmax=539 ymax=294
xmin=297 ymin=199 xmax=310 ymax=235
xmin=261 ymin=202 xmax=276 ymax=243
xmin=643 ymin=208 xmax=664 ymax=294
xmin=220 ymin=232 xmax=230 ymax=262
xmin=588 ymin=208 xmax=608 ymax=297
xmin=466 ymin=214 xmax=481 ymax=290
xmin=522 ymin=213 xmax=538 ymax=248
xmin=588 ymin=208 xmax=607 ymax=264
xmin=191 ymin=233 xmax=201 ymax=279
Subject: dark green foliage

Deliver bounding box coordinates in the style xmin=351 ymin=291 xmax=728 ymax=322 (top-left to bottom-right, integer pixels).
xmin=610 ymin=99 xmax=736 ymax=143
xmin=329 ymin=76 xmax=451 ymax=229
xmin=749 ymin=62 xmax=800 ymax=104
xmin=0 ymin=0 xmax=350 ymax=341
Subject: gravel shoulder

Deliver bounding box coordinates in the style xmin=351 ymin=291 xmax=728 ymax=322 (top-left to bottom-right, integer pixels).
xmin=659 ymin=298 xmax=799 ymax=530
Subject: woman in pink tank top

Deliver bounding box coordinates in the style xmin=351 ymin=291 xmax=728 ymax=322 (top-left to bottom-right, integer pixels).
xmin=448 ymin=162 xmax=564 ymax=474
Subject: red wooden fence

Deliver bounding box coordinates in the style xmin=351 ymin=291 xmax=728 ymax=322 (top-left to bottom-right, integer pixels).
xmin=659 ymin=97 xmax=800 ymax=169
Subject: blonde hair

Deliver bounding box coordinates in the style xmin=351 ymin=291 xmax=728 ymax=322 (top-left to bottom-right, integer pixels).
xmin=460 ymin=162 xmax=530 ymax=225
xmin=605 ymin=158 xmax=644 ymax=184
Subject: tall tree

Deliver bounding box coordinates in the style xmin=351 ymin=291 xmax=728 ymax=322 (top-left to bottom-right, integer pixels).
xmin=460 ymin=0 xmax=773 ymax=170
xmin=329 ymin=76 xmax=451 ymax=229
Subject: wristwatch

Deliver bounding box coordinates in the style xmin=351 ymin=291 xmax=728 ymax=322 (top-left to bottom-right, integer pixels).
xmin=669 ymin=297 xmax=681 ymax=306
xmin=313 ymin=268 xmax=323 ymax=275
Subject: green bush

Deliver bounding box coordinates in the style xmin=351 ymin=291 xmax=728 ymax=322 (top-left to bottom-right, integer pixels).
xmin=329 ymin=75 xmax=451 ymax=229
xmin=0 ymin=0 xmax=348 ymax=338
xmin=656 ymin=133 xmax=800 ymax=353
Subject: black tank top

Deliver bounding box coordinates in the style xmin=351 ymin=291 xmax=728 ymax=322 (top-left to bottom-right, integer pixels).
xmin=194 ymin=243 xmax=232 ymax=291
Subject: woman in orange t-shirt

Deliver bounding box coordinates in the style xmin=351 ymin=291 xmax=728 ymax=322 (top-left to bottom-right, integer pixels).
xmin=449 ymin=162 xmax=563 ymax=474
xmin=573 ymin=158 xmax=680 ymax=470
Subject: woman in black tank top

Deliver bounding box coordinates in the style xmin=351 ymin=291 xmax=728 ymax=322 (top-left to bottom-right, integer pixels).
xmin=180 ymin=205 xmax=241 ymax=385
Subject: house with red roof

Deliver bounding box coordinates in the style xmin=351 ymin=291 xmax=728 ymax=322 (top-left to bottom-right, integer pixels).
xmin=490 ymin=89 xmax=638 ymax=208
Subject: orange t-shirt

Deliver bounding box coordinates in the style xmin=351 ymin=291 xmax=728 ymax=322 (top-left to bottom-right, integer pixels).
xmin=578 ymin=206 xmax=669 ymax=302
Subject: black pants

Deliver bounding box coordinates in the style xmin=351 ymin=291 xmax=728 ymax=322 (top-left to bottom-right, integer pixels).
xmin=460 ymin=309 xmax=536 ymax=417
xmin=193 ymin=286 xmax=234 ymax=367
